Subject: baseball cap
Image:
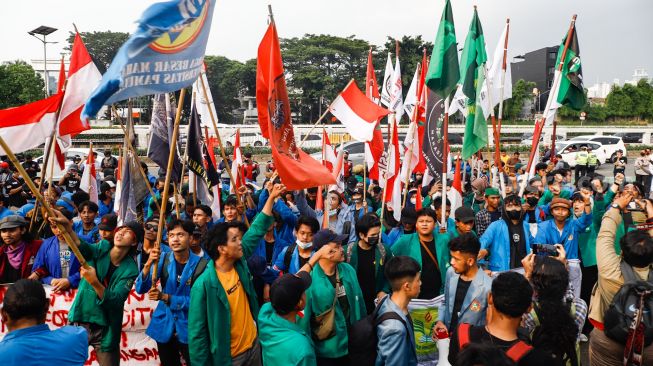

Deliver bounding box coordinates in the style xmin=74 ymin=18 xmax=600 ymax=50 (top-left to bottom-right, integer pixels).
xmin=117 ymin=220 xmax=145 ymax=244
xmin=454 ymin=206 xmax=476 ymax=223
xmin=98 ymin=214 xmax=118 ymax=231
xmin=0 ymin=215 xmax=27 ymax=230
xmin=270 ymin=271 xmax=312 ymax=315
xmin=312 ymin=229 xmax=348 ymax=251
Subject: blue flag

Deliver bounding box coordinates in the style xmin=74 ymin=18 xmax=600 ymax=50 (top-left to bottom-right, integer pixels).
xmin=83 ymin=0 xmax=216 ymax=119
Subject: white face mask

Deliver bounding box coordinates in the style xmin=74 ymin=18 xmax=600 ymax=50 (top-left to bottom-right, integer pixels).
xmin=328 ymin=209 xmax=338 ymax=217
xmin=296 ymin=239 xmax=313 ymax=250
xmin=410 ymin=197 xmax=416 ymax=205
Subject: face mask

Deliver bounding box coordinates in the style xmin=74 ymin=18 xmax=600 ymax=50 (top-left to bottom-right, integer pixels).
xmin=526 ymin=196 xmax=538 ymax=207
xmin=296 ymin=239 xmax=313 ymax=250
xmin=328 ymin=209 xmax=338 ymax=217
xmin=506 ymin=210 xmax=521 ymax=220
xmin=353 ymin=198 xmax=362 ymax=204
xmin=410 ymin=197 xmax=416 ymax=205
xmin=366 ymin=235 xmax=379 ymax=246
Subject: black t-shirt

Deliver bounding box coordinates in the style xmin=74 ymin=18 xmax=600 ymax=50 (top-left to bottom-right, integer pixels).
xmin=5 ymin=178 xmax=25 ymax=207
xmin=356 ymin=245 xmax=377 ymax=314
xmin=175 ymin=259 xmax=185 ymax=285
xmin=449 ymin=324 xmax=556 ymax=366
xmin=614 ymin=157 xmax=627 ymax=173
xmin=327 ymin=271 xmax=350 ymax=325
xmin=507 ymin=222 xmax=527 ymax=269
xmin=22 ymin=161 xmax=40 ymax=178
xmin=103 ymin=263 xmax=118 ymax=287
xmin=298 ymin=253 xmax=310 ymax=269
xmin=65 ymin=176 xmax=81 ymax=193
xmin=489 ymin=209 xmax=502 ymax=223
xmin=0 ymin=256 xmax=21 ymax=284
xmin=265 ymin=240 xmax=275 ymax=265
xmin=419 ymin=239 xmax=442 ymax=299
xmin=449 ymin=278 xmax=472 ymax=331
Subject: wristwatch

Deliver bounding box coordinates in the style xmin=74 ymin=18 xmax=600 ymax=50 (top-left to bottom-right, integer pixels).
xmin=611 ymin=203 xmax=621 ymax=211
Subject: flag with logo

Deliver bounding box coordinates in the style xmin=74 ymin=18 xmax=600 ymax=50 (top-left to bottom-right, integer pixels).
xmin=256 ymin=21 xmax=335 ymax=190
xmin=460 ymin=8 xmax=488 ymax=160
xmin=384 ymin=122 xmax=401 ymax=222
xmin=83 ymin=0 xmax=217 ymax=119
xmin=380 ymin=53 xmax=394 ymax=108
xmin=364 ymin=49 xmax=384 ymax=181
xmin=148 ymin=93 xmax=183 ymax=183
xmin=425 ymin=0 xmax=459 ymax=99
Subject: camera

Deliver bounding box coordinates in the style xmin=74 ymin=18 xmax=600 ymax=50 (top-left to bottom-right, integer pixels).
xmin=530 ymin=243 xmax=559 ymax=257
xmin=627 ymin=201 xmax=644 ymax=212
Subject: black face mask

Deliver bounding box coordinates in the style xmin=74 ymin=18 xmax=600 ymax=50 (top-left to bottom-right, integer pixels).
xmin=366 ymin=235 xmax=379 ymax=246
xmin=526 ymin=196 xmax=539 ymax=207
xmin=506 ymin=210 xmax=522 ymax=221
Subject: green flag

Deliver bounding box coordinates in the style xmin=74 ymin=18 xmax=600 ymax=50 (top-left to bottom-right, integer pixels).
xmin=425 ymin=0 xmax=459 ymax=98
xmin=556 ymin=25 xmax=586 ymax=110
xmin=460 ymin=8 xmax=488 ymax=159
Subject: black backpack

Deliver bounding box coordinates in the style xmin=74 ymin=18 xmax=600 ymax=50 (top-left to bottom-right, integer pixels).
xmin=348 ymin=296 xmax=410 ymax=366
xmin=160 ymin=253 xmax=209 ymax=288
xmin=282 ymin=243 xmax=297 ymax=272
xmin=603 ymin=261 xmax=653 ymax=346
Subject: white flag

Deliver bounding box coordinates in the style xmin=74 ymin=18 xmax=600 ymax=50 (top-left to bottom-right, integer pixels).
xmin=448 ymin=84 xmax=468 ymax=117
xmin=544 ymin=70 xmax=563 ymax=126
xmin=389 ymin=55 xmax=404 ymax=119
xmin=380 ymin=53 xmax=394 ymax=108
xmin=480 ymin=23 xmax=512 ymax=119
xmin=403 ymin=65 xmax=419 ymax=117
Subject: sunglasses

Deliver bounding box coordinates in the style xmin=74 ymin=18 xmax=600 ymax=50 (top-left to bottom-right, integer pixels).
xmin=145 ymin=224 xmax=158 ymax=231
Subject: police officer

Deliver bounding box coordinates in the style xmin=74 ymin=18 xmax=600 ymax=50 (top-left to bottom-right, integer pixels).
xmin=574 ymin=145 xmax=588 ymax=182
xmin=586 ymin=146 xmax=599 ymax=178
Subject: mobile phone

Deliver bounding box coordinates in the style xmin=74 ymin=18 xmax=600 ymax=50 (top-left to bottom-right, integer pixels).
xmin=530 ymin=243 xmax=559 ymax=257
xmin=627 ymin=201 xmax=644 ymax=212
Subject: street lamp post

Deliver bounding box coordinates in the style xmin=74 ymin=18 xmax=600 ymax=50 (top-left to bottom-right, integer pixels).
xmin=28 ymin=25 xmax=58 ymax=97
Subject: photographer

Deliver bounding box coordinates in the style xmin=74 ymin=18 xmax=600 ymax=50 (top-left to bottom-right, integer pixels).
xmin=588 ymin=193 xmax=653 ymax=365
xmin=58 ymin=167 xmax=82 ymax=194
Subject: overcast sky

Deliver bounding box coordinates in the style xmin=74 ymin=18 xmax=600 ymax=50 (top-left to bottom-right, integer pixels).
xmin=3 ymin=0 xmax=651 ymax=86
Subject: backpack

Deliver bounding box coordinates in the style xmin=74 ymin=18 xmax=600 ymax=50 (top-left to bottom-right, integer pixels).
xmin=282 ymin=243 xmax=297 ymax=272
xmin=160 ymin=253 xmax=209 ymax=288
xmin=348 ymin=296 xmax=411 ymax=366
xmin=458 ymin=323 xmax=533 ymax=363
xmin=603 ymin=261 xmax=653 ymax=347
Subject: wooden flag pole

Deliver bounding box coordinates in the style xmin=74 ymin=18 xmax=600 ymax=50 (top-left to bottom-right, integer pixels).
xmin=520 ymin=14 xmax=577 ymax=196
xmin=197 ymin=70 xmax=249 ymax=227
xmin=0 ymin=137 xmax=89 ymax=268
xmin=441 ymin=96 xmax=450 ymax=230
xmin=112 ymin=106 xmax=160 ymax=212
xmin=496 ymin=19 xmax=510 ymax=141
xmin=152 ymin=88 xmax=186 ymax=285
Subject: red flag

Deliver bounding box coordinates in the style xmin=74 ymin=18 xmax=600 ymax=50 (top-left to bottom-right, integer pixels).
xmin=0 ymin=94 xmax=63 ymax=154
xmin=57 ymin=58 xmax=66 ymax=93
xmin=330 ymin=80 xmax=389 ymax=142
xmin=230 ymin=129 xmax=244 ymax=193
xmin=80 ymin=144 xmax=98 ymax=203
xmin=448 ymin=157 xmax=463 ymax=214
xmin=321 ymin=129 xmax=337 ymax=172
xmin=58 ymin=32 xmax=102 ymax=137
xmin=256 ymin=22 xmax=335 ymax=190
xmin=413 ymin=51 xmax=428 ymax=173
xmin=383 ymin=122 xmax=401 ymax=222
xmin=364 ymin=49 xmax=384 ymax=181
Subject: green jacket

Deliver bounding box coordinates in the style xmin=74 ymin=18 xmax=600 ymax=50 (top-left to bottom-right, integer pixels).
xmin=345 ymin=241 xmax=393 ymax=295
xmin=578 ymin=190 xmax=615 ymax=267
xmin=258 ymin=303 xmax=317 ymax=366
xmin=67 ymin=239 xmax=138 ymax=352
xmin=188 ymin=212 xmax=273 ymax=366
xmin=390 ymin=231 xmax=451 ymax=292
xmin=298 ymin=262 xmax=366 ymax=359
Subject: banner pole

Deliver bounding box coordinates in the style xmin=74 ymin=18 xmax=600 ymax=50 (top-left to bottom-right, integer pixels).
xmin=441 ymin=96 xmax=450 ymax=230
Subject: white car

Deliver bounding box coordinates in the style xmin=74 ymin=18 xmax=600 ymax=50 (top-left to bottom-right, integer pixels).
xmin=554 ymin=140 xmax=606 ymax=168
xmin=567 ymin=135 xmax=627 ymax=163
xmin=224 ymin=131 xmax=268 ymax=147
xmin=36 ymin=147 xmax=92 ymax=180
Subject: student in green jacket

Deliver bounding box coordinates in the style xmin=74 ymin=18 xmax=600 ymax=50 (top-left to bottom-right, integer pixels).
xmin=48 ymin=210 xmax=141 ymax=366
xmin=391 ymin=207 xmax=451 ymax=299
xmin=298 ymin=228 xmax=366 ymax=365
xmin=188 ymin=183 xmax=284 ymax=366
xmin=345 ymin=213 xmax=392 ymax=314
xmin=259 ymin=271 xmax=316 ymax=366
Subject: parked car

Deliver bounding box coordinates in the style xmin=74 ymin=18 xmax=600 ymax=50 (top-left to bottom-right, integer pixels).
xmin=567 ymin=135 xmax=627 ymax=163
xmin=298 ymin=133 xmax=323 ymax=149
xmin=224 ymin=131 xmax=268 ymax=147
xmin=520 ymin=134 xmax=565 ymax=146
xmin=36 ymin=148 xmax=91 ymax=180
xmin=554 ymin=141 xmax=606 ymax=168
xmin=612 ymin=132 xmax=643 ymax=144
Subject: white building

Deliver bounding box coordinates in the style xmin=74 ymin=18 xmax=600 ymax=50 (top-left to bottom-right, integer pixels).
xmin=625 ymin=68 xmax=649 ymax=86
xmin=29 ymin=58 xmax=70 ymax=95
xmin=587 ymin=82 xmax=612 ymax=99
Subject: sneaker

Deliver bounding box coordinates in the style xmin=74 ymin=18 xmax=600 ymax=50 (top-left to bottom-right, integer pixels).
xmin=579 ymin=334 xmax=589 ymax=342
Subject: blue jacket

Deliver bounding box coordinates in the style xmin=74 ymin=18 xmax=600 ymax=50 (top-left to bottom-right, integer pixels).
xmin=438 ymin=267 xmax=492 ymax=329
xmin=0 ymin=206 xmax=16 ymax=219
xmin=98 ymin=199 xmax=114 ymax=218
xmin=136 ymin=244 xmax=171 ymax=273
xmin=32 ymin=236 xmax=82 ymax=288
xmin=72 ymin=221 xmax=100 ymax=244
xmin=534 ymin=212 xmax=592 ymax=260
xmin=257 ymin=189 xmax=297 ymax=246
xmin=0 ymin=324 xmax=88 ymax=366
xmin=273 ymin=245 xmax=314 ymax=275
xmin=135 ymin=251 xmax=204 ymax=344
xmin=294 ymin=190 xmax=357 ymax=244
xmin=375 ymin=295 xmax=417 ymax=366
xmin=480 ymin=219 xmax=534 ymax=272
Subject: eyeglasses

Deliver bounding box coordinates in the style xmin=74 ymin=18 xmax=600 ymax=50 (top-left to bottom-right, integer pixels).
xmin=145 ymin=224 xmax=158 ymax=231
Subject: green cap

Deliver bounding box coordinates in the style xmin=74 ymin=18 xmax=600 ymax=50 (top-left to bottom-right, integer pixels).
xmin=485 ymin=187 xmax=501 ymax=197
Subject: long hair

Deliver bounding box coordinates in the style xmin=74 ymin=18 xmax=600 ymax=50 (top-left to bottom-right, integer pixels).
xmin=529 ymin=256 xmax=579 ymax=366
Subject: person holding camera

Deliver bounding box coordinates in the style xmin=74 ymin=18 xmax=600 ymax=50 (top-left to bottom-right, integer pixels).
xmin=58 ymin=167 xmax=82 ymax=194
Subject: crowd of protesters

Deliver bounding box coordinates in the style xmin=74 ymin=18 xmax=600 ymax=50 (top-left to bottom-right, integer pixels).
xmin=0 ymin=147 xmax=652 ymax=366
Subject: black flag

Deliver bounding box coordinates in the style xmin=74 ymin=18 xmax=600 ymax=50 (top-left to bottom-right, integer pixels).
xmin=422 ymin=90 xmax=446 ymax=183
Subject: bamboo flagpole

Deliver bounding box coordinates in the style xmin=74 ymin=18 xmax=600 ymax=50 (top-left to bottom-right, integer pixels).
xmin=197 ymin=68 xmax=250 ymax=227
xmin=401 ymin=76 xmax=422 ymax=209
xmin=152 ymin=88 xmax=186 ymax=284
xmin=0 ymin=136 xmax=89 ymax=268
xmin=481 ymin=64 xmax=506 ymax=197
xmin=520 ymin=15 xmax=577 ymax=196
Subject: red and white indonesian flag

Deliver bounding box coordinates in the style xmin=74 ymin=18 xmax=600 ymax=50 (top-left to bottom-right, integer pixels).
xmin=58 ymin=33 xmax=102 ymax=136
xmin=0 ymin=94 xmax=63 ymax=154
xmin=230 ymin=129 xmax=244 ymax=193
xmin=329 ymin=81 xmax=389 ymax=142
xmin=384 ymin=122 xmax=401 ymax=222
xmin=447 ymin=157 xmax=463 ymax=218
xmin=80 ymin=145 xmax=98 ymax=203
xmin=321 ymin=129 xmax=338 ymax=172
xmin=329 ymin=144 xmax=346 ymax=193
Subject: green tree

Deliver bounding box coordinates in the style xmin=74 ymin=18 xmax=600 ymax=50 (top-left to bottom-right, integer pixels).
xmin=503 ymin=79 xmax=536 ymax=120
xmin=204 ymin=56 xmax=252 ymax=124
xmin=281 ymin=34 xmax=371 ymax=123
xmin=65 ymin=31 xmax=129 ymax=71
xmin=0 ymin=61 xmax=45 ymax=108
xmin=606 ymin=85 xmax=633 ymax=118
